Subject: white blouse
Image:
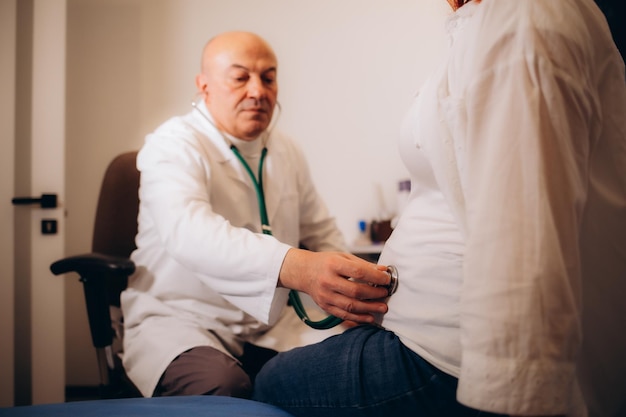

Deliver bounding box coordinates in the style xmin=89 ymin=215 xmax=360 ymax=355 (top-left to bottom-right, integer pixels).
xmin=379 ymin=1 xmax=626 ymax=416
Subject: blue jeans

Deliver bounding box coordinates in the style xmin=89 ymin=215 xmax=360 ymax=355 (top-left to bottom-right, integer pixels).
xmin=253 ymin=325 xmax=506 ymax=417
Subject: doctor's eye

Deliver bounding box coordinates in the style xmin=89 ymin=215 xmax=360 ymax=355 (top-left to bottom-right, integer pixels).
xmin=228 ymin=70 xmax=250 ymax=86
xmin=233 ymin=75 xmax=249 ymax=85
xmin=261 ymin=69 xmax=277 ymax=87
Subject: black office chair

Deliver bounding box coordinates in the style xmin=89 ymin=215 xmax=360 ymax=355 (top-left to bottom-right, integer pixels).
xmin=51 ymin=151 xmax=141 ymax=399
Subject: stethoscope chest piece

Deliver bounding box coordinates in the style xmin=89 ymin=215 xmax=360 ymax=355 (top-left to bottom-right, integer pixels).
xmin=385 ymin=265 xmax=399 ymax=297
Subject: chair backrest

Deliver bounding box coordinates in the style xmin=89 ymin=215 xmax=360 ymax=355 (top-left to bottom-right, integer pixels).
xmin=93 ymin=151 xmax=140 ymax=256
xmin=94 ymin=151 xmax=141 ymax=398
xmin=92 ymin=151 xmax=139 ymax=307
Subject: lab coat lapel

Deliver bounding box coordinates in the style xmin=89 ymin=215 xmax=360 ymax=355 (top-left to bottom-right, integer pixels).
xmin=190 ymin=102 xmax=286 ymax=231
xmin=220 ymin=147 xmax=254 ymax=189
xmin=191 ymin=101 xmax=252 ymax=188
xmin=262 ymin=139 xmax=288 ymax=230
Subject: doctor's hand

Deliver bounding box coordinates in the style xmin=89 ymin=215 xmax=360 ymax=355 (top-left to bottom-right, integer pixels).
xmin=278 ymin=248 xmax=390 ymax=324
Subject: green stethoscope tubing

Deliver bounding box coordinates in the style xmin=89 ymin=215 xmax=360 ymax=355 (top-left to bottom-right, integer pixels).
xmin=230 ymin=144 xmax=344 ymax=330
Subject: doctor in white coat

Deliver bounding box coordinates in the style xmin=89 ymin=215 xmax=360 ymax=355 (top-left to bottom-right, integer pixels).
xmin=121 ymin=31 xmax=391 ymax=398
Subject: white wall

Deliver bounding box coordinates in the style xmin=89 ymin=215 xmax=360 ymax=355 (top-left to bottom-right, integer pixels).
xmin=65 ymin=0 xmax=450 ymax=385
xmin=136 ymin=0 xmax=450 ymax=241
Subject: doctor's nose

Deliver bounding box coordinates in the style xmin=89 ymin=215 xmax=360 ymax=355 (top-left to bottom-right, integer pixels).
xmin=247 ymin=76 xmax=274 ymax=100
xmin=247 ymin=75 xmax=269 ymax=99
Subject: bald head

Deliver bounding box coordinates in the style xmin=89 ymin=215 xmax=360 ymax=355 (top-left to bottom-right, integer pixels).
xmin=195 ymin=32 xmax=279 ymax=141
xmin=201 ymin=32 xmax=277 ymax=74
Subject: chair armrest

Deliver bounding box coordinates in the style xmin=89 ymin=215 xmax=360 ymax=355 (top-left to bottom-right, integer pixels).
xmin=50 ymin=252 xmax=135 ymax=277
xmin=50 ymin=253 xmax=135 ymax=348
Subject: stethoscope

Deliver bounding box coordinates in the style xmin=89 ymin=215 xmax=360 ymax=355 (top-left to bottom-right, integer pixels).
xmin=191 ymin=96 xmax=398 ymax=329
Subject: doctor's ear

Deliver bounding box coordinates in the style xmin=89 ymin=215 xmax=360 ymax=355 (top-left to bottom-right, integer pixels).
xmin=195 ymin=73 xmax=209 ymax=96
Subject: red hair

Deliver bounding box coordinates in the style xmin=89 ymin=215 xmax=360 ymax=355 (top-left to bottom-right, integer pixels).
xmin=448 ymin=0 xmax=480 ymax=11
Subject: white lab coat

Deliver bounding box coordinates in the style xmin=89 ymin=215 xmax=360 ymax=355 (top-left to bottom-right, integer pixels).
xmin=121 ymin=101 xmax=346 ymax=397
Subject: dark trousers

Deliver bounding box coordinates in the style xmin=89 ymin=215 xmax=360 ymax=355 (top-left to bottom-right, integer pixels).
xmin=155 ymin=343 xmax=277 ymax=399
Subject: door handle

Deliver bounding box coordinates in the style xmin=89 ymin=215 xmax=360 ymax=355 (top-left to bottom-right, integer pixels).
xmin=12 ymin=193 xmax=57 ymax=208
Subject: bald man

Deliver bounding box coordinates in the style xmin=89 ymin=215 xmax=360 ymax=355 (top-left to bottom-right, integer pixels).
xmin=121 ymin=31 xmax=390 ymax=399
